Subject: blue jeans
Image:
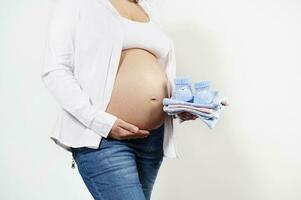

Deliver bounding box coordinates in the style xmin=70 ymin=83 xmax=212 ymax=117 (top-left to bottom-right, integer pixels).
xmin=71 ymin=123 xmax=165 ymax=200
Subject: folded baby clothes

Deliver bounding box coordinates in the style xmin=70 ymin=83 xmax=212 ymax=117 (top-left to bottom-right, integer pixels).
xmin=165 ymin=104 xmax=215 ymax=114
xmin=164 ymin=91 xmax=228 ymax=109
xmin=163 ymin=105 xmax=220 ymax=119
xmin=164 ymin=103 xmax=225 ymax=128
xmin=162 ymin=77 xmax=228 ymax=129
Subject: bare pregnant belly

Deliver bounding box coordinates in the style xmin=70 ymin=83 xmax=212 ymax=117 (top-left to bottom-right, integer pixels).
xmin=105 ymin=49 xmax=169 ymax=131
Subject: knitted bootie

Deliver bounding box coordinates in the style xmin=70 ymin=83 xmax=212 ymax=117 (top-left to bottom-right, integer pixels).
xmin=172 ymin=77 xmax=194 ymax=102
xmin=193 ymin=80 xmax=214 ymax=104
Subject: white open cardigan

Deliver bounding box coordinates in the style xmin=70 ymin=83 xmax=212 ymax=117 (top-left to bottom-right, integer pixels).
xmin=41 ymin=0 xmax=178 ymax=159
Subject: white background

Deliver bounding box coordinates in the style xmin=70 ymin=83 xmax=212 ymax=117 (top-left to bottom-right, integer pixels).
xmin=0 ymin=0 xmax=300 ymax=199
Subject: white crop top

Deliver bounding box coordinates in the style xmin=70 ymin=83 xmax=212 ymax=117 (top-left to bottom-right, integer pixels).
xmin=121 ymin=16 xmax=170 ymax=59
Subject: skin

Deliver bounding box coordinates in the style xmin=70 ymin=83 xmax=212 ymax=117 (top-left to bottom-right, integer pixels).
xmin=107 ymin=0 xmax=197 ymax=140
xmin=178 ymin=112 xmax=198 ymax=121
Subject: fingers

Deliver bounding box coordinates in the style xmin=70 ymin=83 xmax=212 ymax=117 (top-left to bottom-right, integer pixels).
xmin=189 ymin=113 xmax=198 ymax=120
xmin=125 ymin=129 xmax=150 ymax=140
xmin=178 ymin=112 xmax=198 ymax=121
xmin=118 ymin=119 xmax=150 ymax=140
xmin=119 ymin=119 xmax=139 ymax=133
xmin=138 ymin=129 xmax=150 ymax=135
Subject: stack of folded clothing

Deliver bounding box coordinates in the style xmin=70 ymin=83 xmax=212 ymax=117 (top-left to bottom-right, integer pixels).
xmin=162 ymin=77 xmax=228 ymax=128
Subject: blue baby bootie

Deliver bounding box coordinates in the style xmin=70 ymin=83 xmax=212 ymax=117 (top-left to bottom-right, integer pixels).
xmin=193 ymin=80 xmax=214 ymax=104
xmin=172 ymin=76 xmax=194 ymax=102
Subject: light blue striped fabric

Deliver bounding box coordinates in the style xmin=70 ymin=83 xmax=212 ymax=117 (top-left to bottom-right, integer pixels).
xmin=163 ymin=104 xmax=224 ymax=129
xmin=162 ymin=90 xmax=227 ymax=129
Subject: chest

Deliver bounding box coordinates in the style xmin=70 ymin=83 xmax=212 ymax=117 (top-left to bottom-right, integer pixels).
xmin=122 ymin=20 xmax=170 ymax=59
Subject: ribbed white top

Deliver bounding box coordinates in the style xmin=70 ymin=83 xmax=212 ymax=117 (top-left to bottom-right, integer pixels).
xmin=121 ymin=16 xmax=170 ymax=59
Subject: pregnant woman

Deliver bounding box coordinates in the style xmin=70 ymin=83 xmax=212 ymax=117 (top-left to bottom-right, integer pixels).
xmin=41 ymin=0 xmax=196 ymax=199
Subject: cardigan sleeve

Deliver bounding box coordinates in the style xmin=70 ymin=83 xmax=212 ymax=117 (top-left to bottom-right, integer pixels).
xmin=41 ymin=0 xmax=117 ymax=138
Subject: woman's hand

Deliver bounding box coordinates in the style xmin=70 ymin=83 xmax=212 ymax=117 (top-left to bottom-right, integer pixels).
xmin=108 ymin=118 xmax=150 ymax=140
xmin=177 ymin=111 xmax=198 ymax=122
